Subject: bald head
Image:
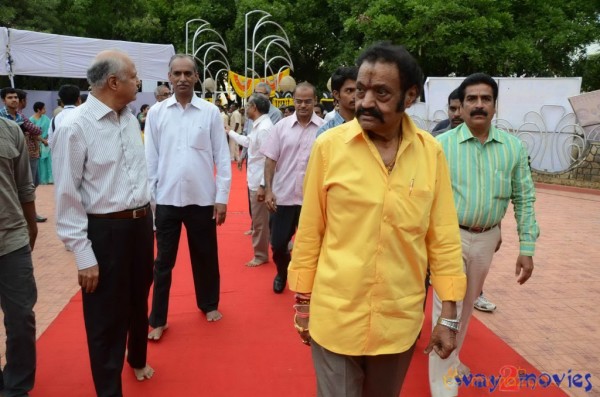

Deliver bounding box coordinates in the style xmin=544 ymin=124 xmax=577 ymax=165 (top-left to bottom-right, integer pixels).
xmin=86 ymin=50 xmax=139 ymax=111
xmin=87 ymin=50 xmax=133 ymax=89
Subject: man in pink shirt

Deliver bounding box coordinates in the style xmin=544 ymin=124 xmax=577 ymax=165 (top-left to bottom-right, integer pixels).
xmin=260 ymin=82 xmax=324 ymax=293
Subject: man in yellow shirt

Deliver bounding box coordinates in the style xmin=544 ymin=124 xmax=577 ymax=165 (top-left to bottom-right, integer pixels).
xmin=287 ymin=42 xmax=467 ymax=396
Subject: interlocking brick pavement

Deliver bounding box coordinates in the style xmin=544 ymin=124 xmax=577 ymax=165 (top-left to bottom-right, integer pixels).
xmin=473 ymin=183 xmax=600 ymax=397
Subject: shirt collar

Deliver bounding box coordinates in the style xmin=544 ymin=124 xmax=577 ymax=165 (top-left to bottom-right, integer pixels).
xmin=253 ymin=114 xmax=269 ymax=128
xmin=457 ymin=123 xmax=505 ymax=144
xmin=334 ymin=111 xmax=346 ymax=125
xmin=166 ymin=94 xmax=205 ymax=110
xmin=0 ymin=107 xmax=20 ymax=121
xmin=87 ymin=93 xmax=127 ymax=121
xmin=290 ymin=112 xmax=321 ymax=128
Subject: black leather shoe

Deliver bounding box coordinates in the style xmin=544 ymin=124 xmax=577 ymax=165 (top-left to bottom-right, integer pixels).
xmin=273 ymin=275 xmax=286 ymax=294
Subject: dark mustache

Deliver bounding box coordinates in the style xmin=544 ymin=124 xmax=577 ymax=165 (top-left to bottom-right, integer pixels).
xmin=356 ymin=107 xmax=384 ymax=123
xmin=470 ymin=109 xmax=488 ymax=117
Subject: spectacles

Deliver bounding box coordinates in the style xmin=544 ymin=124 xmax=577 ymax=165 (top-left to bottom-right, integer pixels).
xmin=294 ymin=99 xmax=314 ymax=105
xmin=157 ymin=92 xmax=171 ymax=98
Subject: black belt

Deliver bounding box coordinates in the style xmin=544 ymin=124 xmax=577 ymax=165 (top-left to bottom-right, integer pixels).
xmin=459 ymin=224 xmax=497 ymax=233
xmin=88 ymin=203 xmax=150 ymax=220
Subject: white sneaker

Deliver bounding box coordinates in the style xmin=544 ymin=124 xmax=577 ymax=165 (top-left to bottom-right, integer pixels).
xmin=474 ymin=294 xmax=496 ymax=312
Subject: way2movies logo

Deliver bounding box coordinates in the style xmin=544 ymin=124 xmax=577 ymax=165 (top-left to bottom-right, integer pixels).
xmin=443 ymin=365 xmax=593 ymax=393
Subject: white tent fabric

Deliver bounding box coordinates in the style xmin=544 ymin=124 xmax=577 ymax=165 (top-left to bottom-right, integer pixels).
xmin=0 ymin=27 xmax=175 ymax=81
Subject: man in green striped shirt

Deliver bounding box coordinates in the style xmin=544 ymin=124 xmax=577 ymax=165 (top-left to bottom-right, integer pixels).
xmin=429 ymin=73 xmax=540 ymax=397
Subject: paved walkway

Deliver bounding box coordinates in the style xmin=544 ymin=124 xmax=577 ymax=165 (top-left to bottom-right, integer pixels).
xmin=1 ymin=182 xmax=598 ymax=396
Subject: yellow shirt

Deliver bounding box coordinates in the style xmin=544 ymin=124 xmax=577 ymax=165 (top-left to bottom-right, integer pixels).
xmin=288 ymin=117 xmax=466 ymax=356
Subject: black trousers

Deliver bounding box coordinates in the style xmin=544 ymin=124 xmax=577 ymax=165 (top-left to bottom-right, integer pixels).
xmin=269 ymin=205 xmax=301 ymax=280
xmin=149 ymin=205 xmax=220 ymax=328
xmin=84 ymin=212 xmax=154 ymax=397
xmin=0 ymin=244 xmax=37 ymax=397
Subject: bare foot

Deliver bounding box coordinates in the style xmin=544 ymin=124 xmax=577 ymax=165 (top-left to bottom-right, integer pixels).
xmin=148 ymin=324 xmax=168 ymax=341
xmin=246 ymin=259 xmax=266 ymax=267
xmin=206 ymin=310 xmax=222 ymax=322
xmin=134 ymin=364 xmax=155 ymax=381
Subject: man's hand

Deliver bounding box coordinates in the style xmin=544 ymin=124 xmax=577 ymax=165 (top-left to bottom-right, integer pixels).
xmin=515 ymin=255 xmax=534 ymax=284
xmin=78 ymin=265 xmax=99 ymax=293
xmin=28 ymin=224 xmax=38 ymax=251
xmin=265 ymin=189 xmax=277 ymax=213
xmin=213 ymin=203 xmax=227 ymax=226
xmin=424 ymin=324 xmax=457 ymax=359
xmin=42 ymin=138 xmax=49 ymax=146
xmin=237 ymin=159 xmax=243 ymax=171
xmin=257 ymin=186 xmax=266 ymax=203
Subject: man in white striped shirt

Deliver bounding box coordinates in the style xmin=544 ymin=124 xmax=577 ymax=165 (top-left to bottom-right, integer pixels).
xmin=52 ymin=50 xmax=155 ymax=396
xmin=145 ymin=54 xmax=231 ymax=340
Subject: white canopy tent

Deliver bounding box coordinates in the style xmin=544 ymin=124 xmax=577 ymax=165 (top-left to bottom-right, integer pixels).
xmin=1 ymin=27 xmax=175 ymax=86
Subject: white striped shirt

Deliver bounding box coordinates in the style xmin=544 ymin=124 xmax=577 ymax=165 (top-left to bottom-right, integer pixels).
xmin=52 ymin=94 xmax=150 ymax=270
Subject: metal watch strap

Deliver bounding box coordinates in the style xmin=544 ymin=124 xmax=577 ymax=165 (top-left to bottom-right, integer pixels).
xmin=437 ymin=317 xmax=460 ymax=333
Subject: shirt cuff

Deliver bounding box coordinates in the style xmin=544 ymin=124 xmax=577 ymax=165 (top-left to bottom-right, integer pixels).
xmin=430 ymin=274 xmax=467 ymax=302
xmin=287 ymin=268 xmax=316 ymax=293
xmin=74 ymin=247 xmax=98 ymax=271
xmin=519 ymin=241 xmax=536 ymax=256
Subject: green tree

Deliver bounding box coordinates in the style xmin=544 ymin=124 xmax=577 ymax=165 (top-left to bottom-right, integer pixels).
xmin=0 ymin=0 xmax=61 ymax=32
xmin=578 ymin=52 xmax=600 ymax=92
xmin=338 ymin=0 xmax=600 ymax=79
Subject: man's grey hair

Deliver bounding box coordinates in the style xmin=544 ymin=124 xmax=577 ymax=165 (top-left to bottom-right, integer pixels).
xmin=255 ymin=82 xmax=272 ymax=96
xmin=154 ymin=84 xmax=170 ymax=96
xmin=87 ymin=54 xmax=127 ymax=89
xmin=247 ymin=93 xmax=270 ymax=115
xmin=168 ymin=54 xmax=198 ymax=73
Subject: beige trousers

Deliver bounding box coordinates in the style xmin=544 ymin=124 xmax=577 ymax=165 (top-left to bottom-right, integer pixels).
xmin=429 ymin=226 xmax=501 ymax=397
xmin=249 ymin=189 xmax=269 ymax=262
xmin=229 ymin=136 xmax=240 ymax=161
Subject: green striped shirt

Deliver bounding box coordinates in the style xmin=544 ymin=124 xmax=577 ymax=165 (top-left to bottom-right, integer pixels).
xmin=437 ymin=124 xmax=539 ymax=255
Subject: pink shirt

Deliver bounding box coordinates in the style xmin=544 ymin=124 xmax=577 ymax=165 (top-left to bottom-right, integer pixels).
xmin=260 ymin=113 xmax=324 ymax=205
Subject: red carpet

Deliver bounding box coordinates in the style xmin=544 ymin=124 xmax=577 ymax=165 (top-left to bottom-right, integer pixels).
xmin=32 ymin=166 xmax=567 ymax=396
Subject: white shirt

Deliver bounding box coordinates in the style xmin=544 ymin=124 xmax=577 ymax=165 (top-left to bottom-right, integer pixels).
xmin=52 ymin=94 xmax=150 ymax=270
xmin=323 ymin=110 xmax=337 ymax=123
xmin=228 ymin=114 xmax=273 ymax=190
xmin=48 ymin=105 xmax=77 ymax=149
xmin=145 ymin=94 xmax=231 ymax=206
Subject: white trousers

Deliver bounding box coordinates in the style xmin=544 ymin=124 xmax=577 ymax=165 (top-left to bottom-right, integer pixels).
xmin=429 ymin=226 xmax=501 ymax=397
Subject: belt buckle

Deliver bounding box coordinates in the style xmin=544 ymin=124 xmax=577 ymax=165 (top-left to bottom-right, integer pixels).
xmin=132 ymin=207 xmax=144 ymax=219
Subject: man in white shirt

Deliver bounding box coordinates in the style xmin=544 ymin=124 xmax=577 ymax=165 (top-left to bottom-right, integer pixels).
xmin=53 ymin=50 xmax=155 ymax=396
xmin=145 ymin=54 xmax=231 ymax=340
xmin=48 ymin=84 xmax=81 ymax=149
xmin=228 ymin=93 xmax=273 ymax=267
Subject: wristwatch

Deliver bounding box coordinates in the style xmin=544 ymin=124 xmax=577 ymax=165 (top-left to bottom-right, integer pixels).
xmin=437 ymin=317 xmax=460 ymax=333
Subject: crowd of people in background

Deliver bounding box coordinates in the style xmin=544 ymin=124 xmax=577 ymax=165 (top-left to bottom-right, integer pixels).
xmin=0 ymin=42 xmax=539 ymax=397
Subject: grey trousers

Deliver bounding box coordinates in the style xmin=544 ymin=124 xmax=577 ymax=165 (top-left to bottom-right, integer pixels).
xmin=0 ymin=244 xmax=37 ymax=397
xmin=311 ymin=339 xmax=415 ymax=397
xmin=249 ymin=189 xmax=269 ymax=262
